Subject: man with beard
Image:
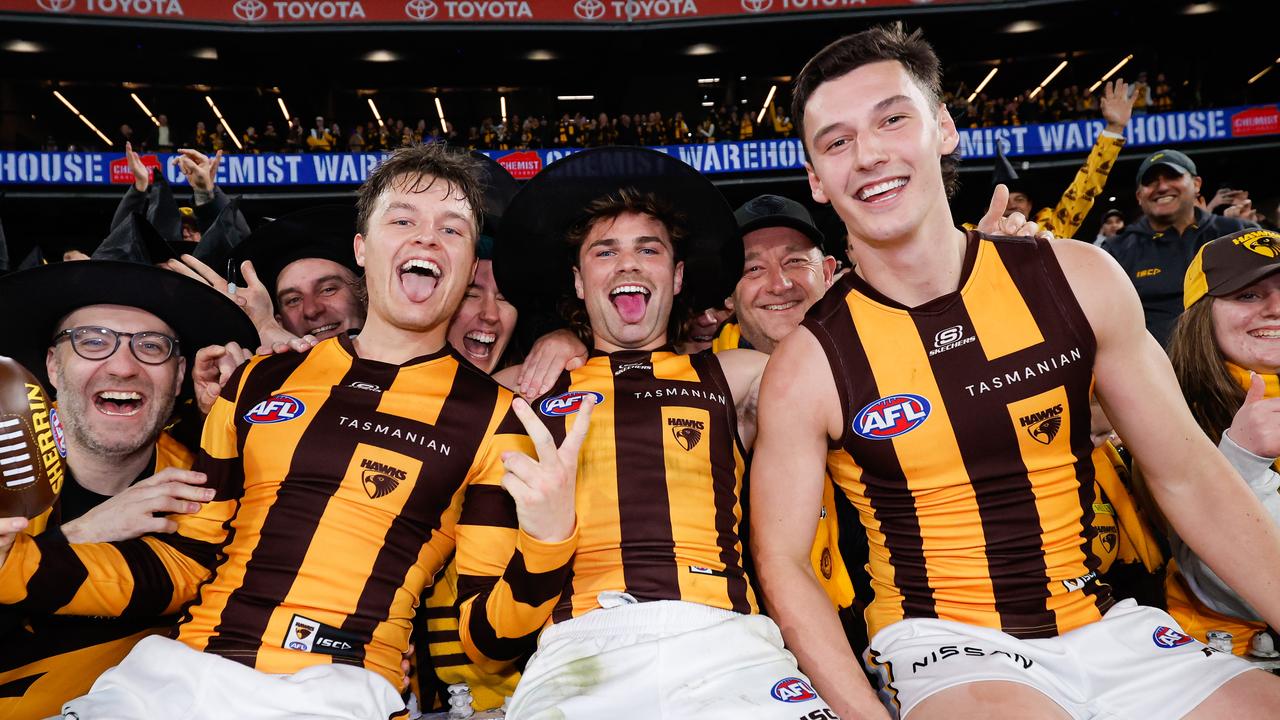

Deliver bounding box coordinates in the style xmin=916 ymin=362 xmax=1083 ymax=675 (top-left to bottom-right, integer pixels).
xmin=0 ymin=260 xmax=257 ymax=718
xmin=461 ymin=146 xmax=834 ymax=719
xmin=752 ymin=25 xmax=1280 ymax=720
xmin=0 ymin=144 xmax=577 ymax=720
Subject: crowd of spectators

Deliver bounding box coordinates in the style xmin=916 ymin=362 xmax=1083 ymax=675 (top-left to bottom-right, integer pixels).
xmin=946 ymin=71 xmax=1184 ymax=128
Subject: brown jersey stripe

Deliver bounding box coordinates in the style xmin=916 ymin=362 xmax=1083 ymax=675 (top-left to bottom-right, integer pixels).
xmin=425 ymin=629 xmax=459 ymax=643
xmin=463 ymin=596 xmax=542 ymax=660
xmin=427 ymin=652 xmax=471 ymax=667
xmin=231 ymin=351 xmax=312 ymax=457
xmin=204 ymin=358 xmax=398 ymax=665
xmin=196 ymin=453 xmax=245 ymax=503
xmin=991 ymin=238 xmax=1097 ymax=357
xmin=116 ymin=541 xmax=178 ymax=619
xmin=498 ymin=549 xmax=573 ymax=607
xmin=815 ymin=308 xmax=937 ymax=621
xmin=334 ymin=366 xmax=497 ymax=667
xmin=22 ymin=540 xmax=88 ymax=612
xmin=460 ymin=485 xmax=519 ymax=529
xmin=689 ymin=352 xmax=752 ymax=613
xmin=909 ymin=304 xmax=1058 ymax=637
xmin=610 ymin=353 xmax=680 ymax=602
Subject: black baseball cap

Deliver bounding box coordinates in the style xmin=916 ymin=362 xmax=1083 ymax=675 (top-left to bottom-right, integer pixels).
xmin=734 ymin=195 xmax=825 ymax=248
xmin=1184 ymin=228 xmax=1280 ymax=308
xmin=1102 ymin=208 xmax=1125 ymax=222
xmin=1136 ymin=149 xmax=1197 ymax=186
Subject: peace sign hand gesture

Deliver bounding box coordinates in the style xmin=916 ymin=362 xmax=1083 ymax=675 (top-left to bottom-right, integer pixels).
xmin=500 ymin=396 xmax=594 ymax=543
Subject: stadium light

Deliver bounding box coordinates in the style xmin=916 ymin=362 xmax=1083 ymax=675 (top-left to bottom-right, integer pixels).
xmin=367 ymin=98 xmax=384 ymax=128
xmin=277 ymin=97 xmax=293 ymax=127
xmin=697 ymin=78 xmax=720 ymax=85
xmin=3 ymin=40 xmax=44 ymax=53
xmin=434 ymin=96 xmax=447 ymax=131
xmin=756 ymin=84 xmax=777 ymax=125
xmin=1087 ymin=54 xmax=1133 ymax=94
xmin=500 ymin=95 xmax=507 ymax=124
xmin=1028 ymin=60 xmax=1068 ymax=100
xmin=701 ymin=101 xmax=714 ymax=107
xmin=52 ymin=90 xmax=112 ymax=147
xmin=205 ymin=95 xmax=244 ymax=151
xmin=130 ymin=92 xmax=160 ymax=127
xmin=967 ymin=66 xmax=999 ymax=103
xmin=556 ymin=95 xmax=595 ymax=101
xmin=1248 ymin=59 xmax=1279 ymax=85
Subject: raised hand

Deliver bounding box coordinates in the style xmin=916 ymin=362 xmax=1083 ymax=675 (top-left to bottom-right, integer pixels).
xmin=193 ymin=341 xmax=252 ymax=415
xmin=499 ymin=396 xmax=594 ymax=543
xmin=517 ymin=329 xmax=588 ymax=400
xmin=126 ymin=141 xmax=151 ymax=193
xmin=976 ymin=184 xmax=1054 ymax=240
xmin=1227 ymin=372 xmax=1280 ymax=459
xmin=173 ymin=148 xmax=223 ymax=195
xmin=1100 ymin=79 xmax=1136 ymax=132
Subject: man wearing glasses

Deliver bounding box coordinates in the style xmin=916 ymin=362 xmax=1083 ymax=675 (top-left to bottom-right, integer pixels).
xmin=0 ymin=259 xmax=256 ymax=718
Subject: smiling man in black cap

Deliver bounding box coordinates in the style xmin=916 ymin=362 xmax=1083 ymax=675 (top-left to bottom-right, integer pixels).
xmin=1105 ymin=148 xmax=1258 ymax=346
xmin=464 ymin=146 xmax=833 ymax=719
xmin=0 ymin=259 xmax=257 ymax=718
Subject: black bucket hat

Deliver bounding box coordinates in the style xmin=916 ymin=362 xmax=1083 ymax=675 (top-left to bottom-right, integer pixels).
xmin=0 ymin=260 xmax=258 ymax=390
xmin=492 ymin=146 xmax=736 ymax=315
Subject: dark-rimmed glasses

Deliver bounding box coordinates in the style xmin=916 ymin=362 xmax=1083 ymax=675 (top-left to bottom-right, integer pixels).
xmin=53 ymin=326 xmax=180 ymax=365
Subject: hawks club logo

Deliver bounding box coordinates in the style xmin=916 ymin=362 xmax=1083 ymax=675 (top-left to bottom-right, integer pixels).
xmin=1153 ymin=626 xmax=1195 ymax=649
xmin=852 ymin=394 xmax=931 ymax=440
xmin=294 ymin=622 xmax=315 ymax=640
xmin=1232 ymin=229 xmax=1280 ymax=258
xmin=359 ymin=458 xmax=406 ymax=499
xmin=243 ymin=395 xmax=306 ymax=424
xmin=1018 ymin=404 xmax=1063 ymax=445
xmin=539 ymin=391 xmax=603 ymax=417
xmin=668 ymin=417 xmax=704 ymax=451
xmin=770 ymin=677 xmax=818 ymax=703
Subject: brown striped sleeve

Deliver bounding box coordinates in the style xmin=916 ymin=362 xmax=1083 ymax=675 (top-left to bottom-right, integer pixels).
xmin=0 ymin=360 xmax=252 ymax=616
xmin=455 ymin=400 xmax=575 ymax=672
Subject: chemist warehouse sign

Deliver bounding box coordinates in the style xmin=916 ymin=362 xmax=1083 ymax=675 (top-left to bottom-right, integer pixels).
xmin=2 ymin=104 xmax=1277 ymax=187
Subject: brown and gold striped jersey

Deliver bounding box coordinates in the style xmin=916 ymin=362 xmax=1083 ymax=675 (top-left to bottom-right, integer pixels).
xmin=0 ymin=432 xmax=192 ymax=719
xmin=458 ymin=349 xmax=755 ymax=669
xmin=0 ymin=335 xmax=542 ymax=690
xmin=803 ymin=231 xmax=1111 ymax=641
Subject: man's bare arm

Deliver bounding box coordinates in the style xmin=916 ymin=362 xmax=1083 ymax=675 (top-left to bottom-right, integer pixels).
xmin=1057 ymin=239 xmax=1280 ymax=628
xmin=717 ymin=348 xmax=768 ymax=450
xmin=751 ymin=328 xmax=890 ymax=720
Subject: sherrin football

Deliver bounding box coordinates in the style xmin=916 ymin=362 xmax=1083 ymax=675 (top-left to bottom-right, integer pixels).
xmin=0 ymin=356 xmax=64 ymax=519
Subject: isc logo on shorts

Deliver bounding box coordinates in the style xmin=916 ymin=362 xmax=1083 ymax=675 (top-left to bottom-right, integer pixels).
xmin=539 ymin=391 xmax=604 ymax=417
xmin=244 ymin=394 xmax=306 ymax=424
xmin=1152 ymin=625 xmax=1196 ymax=649
xmin=770 ymin=677 xmax=817 ymax=703
xmin=853 ymin=394 xmax=931 ymax=440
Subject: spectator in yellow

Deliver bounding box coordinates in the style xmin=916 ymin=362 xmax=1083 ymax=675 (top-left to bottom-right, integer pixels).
xmin=305 ymin=116 xmax=334 ymax=152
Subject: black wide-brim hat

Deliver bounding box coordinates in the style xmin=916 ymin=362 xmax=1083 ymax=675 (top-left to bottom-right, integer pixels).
xmin=0 ymin=260 xmax=258 ymax=390
xmin=470 ymin=151 xmax=520 ymax=261
xmin=493 ymin=146 xmax=737 ymax=315
xmin=230 ymin=205 xmax=360 ymax=303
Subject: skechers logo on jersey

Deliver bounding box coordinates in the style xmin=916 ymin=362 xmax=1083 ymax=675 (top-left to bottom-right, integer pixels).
xmin=853 ymin=394 xmax=930 ymax=440
xmin=770 ymin=677 xmax=817 ymax=703
xmin=1153 ymin=626 xmax=1195 ymax=649
xmin=614 ymin=361 xmax=652 ymax=375
xmin=928 ymin=325 xmax=975 ymax=356
xmin=1062 ymin=571 xmax=1097 ymax=592
xmin=284 ymin=615 xmax=361 ymax=658
xmin=347 ymin=381 xmax=382 ymax=392
xmin=911 ymin=645 xmax=1034 ymax=674
xmin=1019 ymin=404 xmax=1063 ymax=444
xmin=359 ymin=458 xmax=407 ymax=499
xmin=669 ymin=417 xmax=704 ymax=451
xmin=244 ymin=395 xmax=306 ymax=424
xmin=539 ymin=391 xmax=604 ymax=417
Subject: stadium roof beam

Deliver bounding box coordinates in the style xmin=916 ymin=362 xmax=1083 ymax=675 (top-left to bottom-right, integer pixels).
xmin=367 ymin=97 xmax=384 ymax=128
xmin=1087 ymin=54 xmax=1133 ymax=94
xmin=205 ymin=95 xmax=244 ymax=151
xmin=967 ymin=66 xmax=998 ymax=104
xmin=434 ymin=96 xmax=447 ymax=132
xmin=52 ymin=90 xmax=112 ymax=147
xmin=1028 ymin=59 xmax=1068 ymax=100
xmin=1248 ymin=58 xmax=1279 ymax=85
xmin=500 ymin=95 xmax=507 ymax=124
xmin=277 ymin=96 xmax=292 ymax=127
xmin=756 ymin=84 xmax=777 ymax=125
xmin=130 ymin=92 xmax=160 ymax=127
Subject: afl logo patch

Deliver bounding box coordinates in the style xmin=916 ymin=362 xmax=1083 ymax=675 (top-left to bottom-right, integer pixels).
xmin=539 ymin=391 xmax=604 ymax=417
xmin=770 ymin=677 xmax=818 ymax=703
xmin=1152 ymin=626 xmax=1195 ymax=649
xmin=853 ymin=394 xmax=931 ymax=440
xmin=49 ymin=408 xmax=67 ymax=458
xmin=244 ymin=395 xmax=306 ymax=424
